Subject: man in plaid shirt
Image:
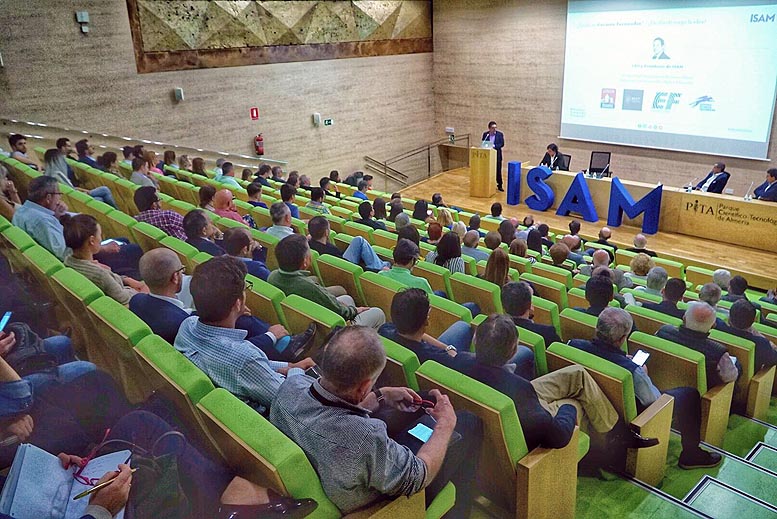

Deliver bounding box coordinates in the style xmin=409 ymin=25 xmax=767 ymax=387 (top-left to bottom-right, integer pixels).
xmin=133 ymin=186 xmax=187 ymax=240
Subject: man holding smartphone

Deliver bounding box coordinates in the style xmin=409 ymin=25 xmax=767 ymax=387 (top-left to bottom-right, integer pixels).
xmin=270 ymin=326 xmax=482 ymax=517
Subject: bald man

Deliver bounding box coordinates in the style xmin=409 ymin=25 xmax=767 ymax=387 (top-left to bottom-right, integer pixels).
xmin=580 ymin=249 xmax=611 ymax=276
xmin=585 ymin=226 xmax=617 ymax=261
xmin=212 ymin=189 xmax=248 ymax=225
xmin=461 ymin=230 xmax=489 ymax=262
xmin=656 ymin=302 xmax=740 ymax=387
xmin=627 ymin=233 xmax=657 ymax=257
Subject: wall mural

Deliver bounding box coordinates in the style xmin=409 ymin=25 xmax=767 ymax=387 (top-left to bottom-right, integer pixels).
xmin=127 ymin=0 xmax=433 ymax=73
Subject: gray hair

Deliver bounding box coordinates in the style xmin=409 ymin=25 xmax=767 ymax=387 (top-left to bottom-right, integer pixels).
xmin=684 ymin=301 xmax=716 ymax=333
xmin=270 ymin=201 xmax=290 ymax=225
xmin=27 ymin=175 xmax=59 ymax=202
xmin=395 ymin=212 xmax=410 ymax=229
xmin=452 ymin=221 xmax=467 ymax=239
xmin=320 ymin=326 xmax=386 ymax=393
xmin=299 ymin=174 xmax=310 ymax=186
xmin=592 ymin=249 xmax=610 ymax=267
xmin=633 ymin=233 xmax=648 ymax=248
xmin=139 ymin=248 xmax=183 ymax=290
xmin=698 ymin=283 xmax=722 ymax=306
xmin=595 ymin=307 xmax=633 ymax=346
xmin=645 ymin=267 xmax=668 ymax=292
xmin=0 ymin=164 xmax=8 ymax=180
xmin=712 ymin=269 xmax=731 ymax=290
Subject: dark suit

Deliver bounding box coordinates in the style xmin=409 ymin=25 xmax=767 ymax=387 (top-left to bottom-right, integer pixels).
xmin=354 ymin=217 xmax=387 ymax=231
xmin=511 ymin=316 xmax=561 ymax=347
xmin=754 ymin=181 xmax=777 ymax=201
xmin=642 ymin=300 xmax=685 ymax=320
xmin=626 ymin=247 xmax=657 ymax=257
xmin=717 ymin=323 xmax=777 ymax=371
xmin=540 ymin=152 xmax=565 ymax=171
xmin=694 ymin=171 xmax=730 ymax=194
xmin=481 ymin=130 xmax=505 ymax=189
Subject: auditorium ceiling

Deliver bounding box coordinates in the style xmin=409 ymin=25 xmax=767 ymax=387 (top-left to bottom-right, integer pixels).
xmin=127 ymin=0 xmax=433 ymax=72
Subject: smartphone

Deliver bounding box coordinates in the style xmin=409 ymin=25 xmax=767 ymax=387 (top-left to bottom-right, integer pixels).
xmin=407 ymin=423 xmax=434 ymax=443
xmin=0 ymin=311 xmax=11 ymax=333
xmin=730 ymin=355 xmax=738 ymax=367
xmin=100 ymin=239 xmax=122 ymax=246
xmin=632 ymin=349 xmax=650 ymax=367
xmin=427 ymin=209 xmax=433 ymax=216
xmin=305 ymin=366 xmax=322 ymax=379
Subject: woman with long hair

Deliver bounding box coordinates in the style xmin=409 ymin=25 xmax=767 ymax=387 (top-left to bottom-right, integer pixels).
xmin=509 ymin=238 xmax=536 ymax=264
xmin=498 ymin=219 xmax=516 ymax=245
xmin=199 ymin=185 xmax=217 ymax=211
xmin=483 ymin=247 xmax=510 ymax=286
xmin=412 ymin=199 xmax=434 ymax=223
xmin=145 ymin=150 xmax=163 ymax=174
xmin=192 ymin=157 xmax=207 ymax=175
xmin=425 ymin=232 xmax=466 ymax=274
xmin=388 ymin=200 xmax=404 ymax=222
xmin=373 ymin=197 xmax=387 ymax=221
xmin=178 ymin=154 xmax=192 ymax=171
xmin=526 ymin=229 xmax=545 ymax=256
xmin=436 ymin=208 xmax=454 ymax=228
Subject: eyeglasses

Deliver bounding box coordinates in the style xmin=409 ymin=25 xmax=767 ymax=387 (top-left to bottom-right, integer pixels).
xmin=72 ymin=428 xmax=111 ymax=486
xmin=175 ymin=266 xmax=185 ymax=274
xmin=245 ymin=279 xmax=254 ymax=291
xmin=49 ymin=192 xmax=63 ymax=196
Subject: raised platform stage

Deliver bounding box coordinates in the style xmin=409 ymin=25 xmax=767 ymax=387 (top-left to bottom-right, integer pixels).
xmin=400 ymin=167 xmax=777 ymax=291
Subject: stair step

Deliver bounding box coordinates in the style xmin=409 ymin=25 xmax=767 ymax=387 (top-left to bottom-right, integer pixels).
xmin=684 ymin=475 xmax=777 ymax=518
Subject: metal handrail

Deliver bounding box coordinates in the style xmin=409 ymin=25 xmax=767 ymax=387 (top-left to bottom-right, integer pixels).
xmin=364 ymin=155 xmax=407 ymax=180
xmin=384 ymin=134 xmax=471 ymax=165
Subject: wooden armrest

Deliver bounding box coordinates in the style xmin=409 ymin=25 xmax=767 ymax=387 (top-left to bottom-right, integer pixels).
xmin=516 ymin=426 xmax=579 ymax=519
xmin=344 ymin=489 xmax=426 ymax=519
xmin=747 ymin=365 xmax=776 ymax=420
xmin=700 ymin=382 xmax=735 ymax=447
xmin=627 ymin=394 xmax=674 ymax=487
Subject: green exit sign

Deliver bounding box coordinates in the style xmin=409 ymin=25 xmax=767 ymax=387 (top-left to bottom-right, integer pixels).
xmin=323 ymin=118 xmax=334 ymax=126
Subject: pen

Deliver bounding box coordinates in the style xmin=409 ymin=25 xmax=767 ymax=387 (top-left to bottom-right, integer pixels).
xmin=72 ymin=468 xmax=137 ymax=501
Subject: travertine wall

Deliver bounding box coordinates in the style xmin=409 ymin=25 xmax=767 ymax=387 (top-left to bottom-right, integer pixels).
xmin=432 ymin=0 xmax=777 ymax=196
xmin=0 ymin=0 xmax=435 ymax=188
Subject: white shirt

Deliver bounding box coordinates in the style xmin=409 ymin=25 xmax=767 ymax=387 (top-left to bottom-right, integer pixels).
xmin=700 ymin=172 xmax=722 ymax=192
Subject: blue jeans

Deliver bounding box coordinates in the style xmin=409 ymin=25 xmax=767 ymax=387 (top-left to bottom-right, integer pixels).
xmin=41 ymin=335 xmax=76 ymax=364
xmin=432 ymin=291 xmax=481 ymax=319
xmin=23 ymin=336 xmax=96 ymax=392
xmin=89 ymin=186 xmax=117 ymax=208
xmin=343 ymin=236 xmax=389 ymax=271
xmin=0 ymin=379 xmax=33 ymax=418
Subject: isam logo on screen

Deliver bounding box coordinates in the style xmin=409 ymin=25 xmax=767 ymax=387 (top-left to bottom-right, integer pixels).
xmin=750 ymin=13 xmax=775 ymax=22
xmin=652 ymin=92 xmax=681 ymax=111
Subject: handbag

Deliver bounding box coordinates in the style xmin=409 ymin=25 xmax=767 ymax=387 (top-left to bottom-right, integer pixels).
xmin=3 ymin=322 xmax=59 ymax=378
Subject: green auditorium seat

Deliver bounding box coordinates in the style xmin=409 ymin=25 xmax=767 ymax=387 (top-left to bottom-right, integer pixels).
xmin=566 ymin=287 xmax=589 ymax=309
xmin=521 ymin=273 xmax=568 ymax=310
xmin=344 ymin=221 xmax=374 ymax=244
xmin=621 ymin=287 xmax=662 ymax=305
xmin=315 ymin=254 xmax=366 ymax=306
xmin=87 ymin=296 xmax=154 ymax=403
xmin=627 ymin=332 xmax=734 ymax=447
xmin=249 ymin=229 xmax=279 ymax=271
xmin=531 ymin=296 xmax=561 ymax=336
xmin=614 ymin=248 xmax=638 ymax=267
xmin=333 ymin=232 xmax=355 ymax=252
xmin=449 ymin=272 xmax=502 ymax=315
xmin=427 ymin=294 xmax=472 ymax=338
xmin=372 ymin=228 xmax=398 ymax=249
xmin=461 ymin=254 xmax=477 ymax=276
xmin=531 ymin=263 xmax=574 ymax=289
xmin=131 ymin=221 xmax=167 ymax=252
xmin=416 ymin=361 xmax=584 ymax=519
xmin=280 ymin=294 xmax=346 ymax=355
xmin=21 ymin=244 xmax=64 ymax=300
xmin=65 ymin=189 xmax=94 ymax=215
xmin=372 ymin=245 xmax=394 ymax=263
xmin=0 ymin=215 xmax=9 ymax=232
xmin=160 ymin=236 xmax=199 ymax=273
xmin=559 ymin=307 xmax=600 ymax=344
xmin=83 ymin=199 xmax=115 ymax=223
xmin=1 ymin=226 xmax=37 ymax=273
xmin=49 ymin=268 xmax=104 ymax=357
xmin=112 ymin=178 xmax=140 ymax=214
xmin=546 ymin=342 xmax=674 ymax=486
xmin=508 ymin=254 xmax=533 ymax=275
xmin=413 ymin=261 xmax=452 ymax=298
xmin=359 ymin=271 xmax=403 ymax=317
xmin=322 ymin=214 xmax=346 ymax=234
xmin=379 ymin=336 xmax=421 ymax=391
xmin=102 ymin=207 xmax=138 ymax=241
xmin=244 ymin=275 xmax=287 ymax=327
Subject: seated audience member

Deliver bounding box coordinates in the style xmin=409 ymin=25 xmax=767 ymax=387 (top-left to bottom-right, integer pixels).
xmin=379 ymin=239 xmax=434 ymax=293
xmin=502 ymin=281 xmax=561 ymax=348
xmin=627 ymin=233 xmax=657 ymax=257
xmin=183 ymin=209 xmax=225 ymax=256
xmin=395 ymin=212 xmax=411 ymax=230
xmin=271 ymin=326 xmax=482 ymax=517
xmin=580 ymin=249 xmax=611 ymax=277
xmin=133 ymin=186 xmax=187 ymax=240
xmin=355 ymin=200 xmax=387 ymax=231
xmin=268 ymin=234 xmax=385 ymax=328
xmin=144 ymin=150 xmax=163 ymax=174
xmin=412 ymin=199 xmax=433 ymax=223
xmin=507 ymin=238 xmax=533 ymax=265
xmin=426 ymin=232 xmax=466 ymax=275
xmin=265 ymin=201 xmax=295 ymax=240
xmin=397 ymin=224 xmax=420 ymax=246
xmin=657 ymin=302 xmax=740 ymax=387
xmin=595 ymin=226 xmax=618 ymax=251
xmin=131 ymin=248 xmax=314 ymax=361
xmin=97 ymin=151 xmax=119 ymax=175
xmin=721 ymin=299 xmax=777 ymax=371
xmin=712 ymin=269 xmax=731 ymax=291
xmin=353 ymin=180 xmax=369 ymax=201
xmin=468 ymin=214 xmax=486 ymax=237
xmin=320 ymin=176 xmax=340 ymax=199
xmin=270 ymin=166 xmax=285 ymax=182
xmin=694 ymin=162 xmax=730 ymax=193
xmin=431 ymin=192 xmax=447 ymax=207
xmin=451 ymin=221 xmax=467 ymax=241
xmin=121 ymin=145 xmax=135 ymax=165
xmin=498 ymin=219 xmax=516 ymax=246
xmin=286 ymin=171 xmax=299 ymax=188
xmin=698 ymin=282 xmax=728 ymax=327
xmin=245 ymin=181 xmax=268 ymax=208
xmin=299 ymin=174 xmax=312 ymax=190
xmin=754 ymin=168 xmax=777 ymax=201
xmin=569 ymin=308 xmax=721 ymax=469
xmin=373 ymin=197 xmax=387 ymax=221
xmin=627 ymin=253 xmax=654 ymax=284
xmin=760 ymin=286 xmax=777 ymax=306
xmin=254 ymin=164 xmax=272 ymax=186
xmin=213 ymin=158 xmax=225 ymax=176
xmin=461 ymin=230 xmax=489 ymax=262
xmin=280 ymin=183 xmax=300 ymax=219
xmin=536 ymin=224 xmax=554 ymax=249
xmin=426 ymin=222 xmax=443 ymax=246
xmin=63 ymin=214 xmax=147 ymax=304
xmin=7 ymin=134 xmax=40 ymax=170
xmin=387 ymin=200 xmax=404 ymax=222
xmin=305 ymin=187 xmax=329 ymax=214
xmin=44 ymin=148 xmax=117 ymax=208
xmin=637 ymin=266 xmax=668 ymax=296
xmin=0 ymin=165 xmax=21 ymax=219
xmin=526 ymin=228 xmax=544 ymax=255
xmin=489 ymin=202 xmax=503 ymax=220
xmin=213 ymin=188 xmax=253 ymax=228
xmin=574 ymin=275 xmax=615 ymax=317
xmin=482 ymin=247 xmax=510 ymax=286
xmin=641 ymin=277 xmax=686 ymax=319
xmin=560 ymin=235 xmax=585 ymax=265
xmin=436 ymin=208 xmax=454 ymax=229
xmin=568 ymin=219 xmax=581 ymax=236
xmin=329 ymin=170 xmax=341 ymax=183
xmin=129 ymin=156 xmax=158 ymax=188
xmin=13 ymin=177 xmax=142 ymax=276
xmin=175 ymin=256 xmax=314 ymax=412
xmin=484 ymin=230 xmax=502 ymax=251
xmin=74 ymin=139 xmax=98 ymax=168
xmin=198 ymin=184 xmax=216 ymax=211
xmin=157 ymin=149 xmax=176 ymax=172
xmin=390 ymin=192 xmax=402 ymax=201
xmin=722 ymin=275 xmax=759 ymax=309
xmin=549 ymin=242 xmax=576 ymax=273
xmin=178 ymin=154 xmax=191 ymax=171
xmin=308 ymin=216 xmax=387 ymax=272
xmin=192 ymin=157 xmax=208 ymax=176
xmin=223 ymin=227 xmax=270 ymax=280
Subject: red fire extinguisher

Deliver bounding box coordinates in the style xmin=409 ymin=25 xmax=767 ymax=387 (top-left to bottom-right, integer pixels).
xmin=254 ymin=134 xmax=264 ymax=156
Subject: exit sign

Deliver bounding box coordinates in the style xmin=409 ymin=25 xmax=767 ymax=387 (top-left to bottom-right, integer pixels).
xmin=323 ymin=118 xmax=334 ymax=126
xmin=249 ymin=107 xmax=259 ymax=120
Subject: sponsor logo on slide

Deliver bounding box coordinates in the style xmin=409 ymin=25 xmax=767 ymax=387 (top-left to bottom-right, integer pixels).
xmin=750 ymin=13 xmax=775 ymax=22
xmin=652 ymin=92 xmax=681 ymax=111
xmin=600 ymin=89 xmax=616 ymax=109
xmin=622 ymin=90 xmax=644 ymax=111
xmin=689 ymin=95 xmax=715 ymax=111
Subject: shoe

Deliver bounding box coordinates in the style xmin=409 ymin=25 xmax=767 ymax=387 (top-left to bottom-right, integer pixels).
xmin=679 ymin=449 xmax=722 ymax=469
xmin=497 ymin=186 xmax=504 ymax=192
xmin=290 ymin=323 xmax=317 ymax=360
xmin=625 ymin=428 xmax=659 ymax=449
xmin=218 ymin=497 xmax=318 ymax=518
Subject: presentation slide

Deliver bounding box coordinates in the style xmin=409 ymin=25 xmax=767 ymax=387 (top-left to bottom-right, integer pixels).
xmin=560 ymin=0 xmax=777 ymax=160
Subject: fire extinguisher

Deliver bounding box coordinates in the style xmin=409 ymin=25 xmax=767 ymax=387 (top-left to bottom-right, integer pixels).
xmin=254 ymin=134 xmax=264 ymax=156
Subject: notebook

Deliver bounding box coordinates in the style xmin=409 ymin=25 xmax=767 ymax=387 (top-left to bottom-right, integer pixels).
xmin=0 ymin=444 xmax=130 ymax=519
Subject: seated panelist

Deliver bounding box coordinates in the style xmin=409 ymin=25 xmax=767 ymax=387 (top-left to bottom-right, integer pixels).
xmin=540 ymin=143 xmax=567 ymax=171
xmin=694 ymin=162 xmax=730 ymax=194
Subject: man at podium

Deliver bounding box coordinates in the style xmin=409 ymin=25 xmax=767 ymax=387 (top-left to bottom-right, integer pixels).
xmin=482 ymin=121 xmax=505 ymax=191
